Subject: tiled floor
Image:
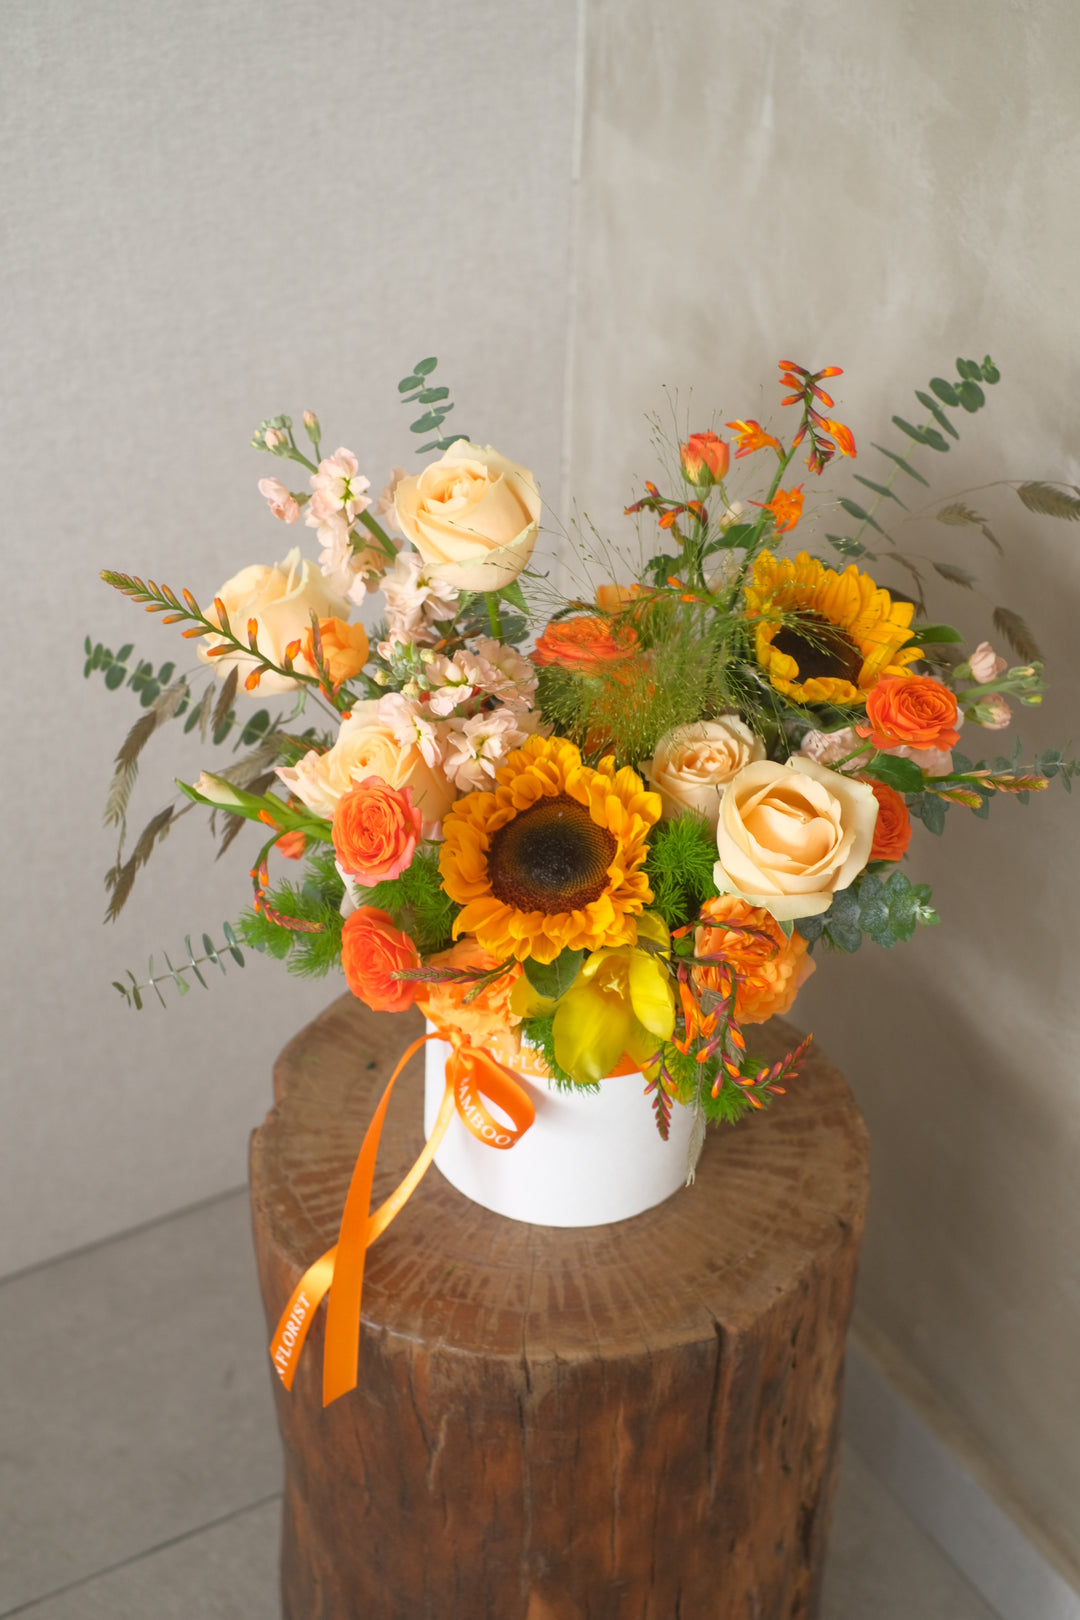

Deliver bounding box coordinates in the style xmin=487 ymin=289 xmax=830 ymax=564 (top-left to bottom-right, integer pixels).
xmin=0 ymin=1190 xmax=998 ymax=1620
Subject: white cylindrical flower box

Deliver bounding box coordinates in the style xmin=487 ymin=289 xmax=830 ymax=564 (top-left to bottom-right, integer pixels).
xmin=422 ymin=1025 xmax=695 ymax=1227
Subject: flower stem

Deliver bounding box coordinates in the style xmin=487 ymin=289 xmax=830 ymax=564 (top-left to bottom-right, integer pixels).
xmin=485 ymin=592 xmax=503 ymax=640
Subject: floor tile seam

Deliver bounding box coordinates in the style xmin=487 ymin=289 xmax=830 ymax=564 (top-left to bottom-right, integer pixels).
xmin=0 ymin=1183 xmax=251 ymax=1290
xmin=0 ymin=1490 xmax=283 ymax=1617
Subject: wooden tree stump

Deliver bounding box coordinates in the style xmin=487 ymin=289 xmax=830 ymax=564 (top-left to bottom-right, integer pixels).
xmin=250 ymin=993 xmax=869 ymax=1620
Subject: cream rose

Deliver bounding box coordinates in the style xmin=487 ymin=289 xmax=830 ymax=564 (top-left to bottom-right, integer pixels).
xmin=646 ymin=717 xmax=765 ymax=828
xmin=713 ymin=757 xmax=878 ymax=922
xmin=275 ymin=700 xmax=456 ymax=832
xmin=393 ymin=440 xmax=541 ymax=591
xmin=198 ymin=546 xmax=349 ymax=695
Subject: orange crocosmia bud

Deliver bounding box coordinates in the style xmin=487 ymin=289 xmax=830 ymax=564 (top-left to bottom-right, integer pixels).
xmin=823 ymin=419 xmax=857 ymax=458
xmin=726 ymin=419 xmax=781 ymax=458
xmin=680 ymin=430 xmax=730 ymax=487
xmin=752 ymin=484 xmax=805 ymax=534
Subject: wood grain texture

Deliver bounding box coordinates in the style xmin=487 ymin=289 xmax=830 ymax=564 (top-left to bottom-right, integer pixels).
xmin=250 ymin=993 xmax=869 ymax=1620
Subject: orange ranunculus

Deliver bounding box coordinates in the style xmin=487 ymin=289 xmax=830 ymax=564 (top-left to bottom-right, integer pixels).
xmin=332 ymin=777 xmax=422 ymax=885
xmin=693 ymin=896 xmax=815 ymax=1025
xmin=304 ymin=616 xmax=370 ymax=684
xmin=340 ymin=906 xmax=420 ymax=1013
xmin=753 ymin=484 xmax=804 ymax=534
xmin=866 ymin=780 xmax=912 ymax=862
xmin=726 ymin=419 xmax=781 ymax=458
xmin=414 ymin=939 xmax=523 ymax=1048
xmin=680 ymin=431 xmax=730 ymax=486
xmin=595 ymin=582 xmax=649 ymax=615
xmin=858 ymin=675 xmax=960 ymax=752
xmin=531 ymin=616 xmax=639 ymax=673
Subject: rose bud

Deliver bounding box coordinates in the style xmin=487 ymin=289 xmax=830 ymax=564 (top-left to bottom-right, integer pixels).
xmin=680 ymin=431 xmax=730 ymax=488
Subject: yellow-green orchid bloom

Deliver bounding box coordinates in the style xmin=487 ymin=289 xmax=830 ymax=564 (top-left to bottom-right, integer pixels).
xmin=552 ymin=912 xmax=676 ymax=1086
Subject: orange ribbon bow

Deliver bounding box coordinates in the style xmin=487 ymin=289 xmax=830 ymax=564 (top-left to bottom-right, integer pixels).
xmin=269 ymin=1031 xmax=536 ymax=1406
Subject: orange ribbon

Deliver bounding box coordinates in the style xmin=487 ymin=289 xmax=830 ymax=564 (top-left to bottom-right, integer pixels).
xmin=269 ymin=1031 xmax=536 ymax=1406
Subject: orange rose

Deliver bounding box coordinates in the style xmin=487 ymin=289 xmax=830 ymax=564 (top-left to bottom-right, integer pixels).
xmin=859 ymin=675 xmax=960 ymax=752
xmin=866 ymin=780 xmax=912 ymax=862
xmin=532 ymin=616 xmax=639 ymax=673
xmin=680 ymin=431 xmax=730 ymax=486
xmin=340 ymin=907 xmax=420 ymax=1013
xmin=414 ymin=939 xmax=523 ymax=1047
xmin=304 ymin=616 xmax=369 ymax=684
xmin=694 ymin=896 xmax=815 ymax=1025
xmin=333 ymin=778 xmax=422 ymax=885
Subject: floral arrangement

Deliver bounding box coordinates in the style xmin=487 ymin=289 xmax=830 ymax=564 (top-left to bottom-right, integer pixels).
xmin=93 ymin=354 xmax=1076 ymax=1146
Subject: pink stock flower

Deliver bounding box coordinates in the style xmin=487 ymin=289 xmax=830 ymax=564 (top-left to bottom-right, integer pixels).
xmin=376 ymin=693 xmax=446 ymax=769
xmin=973 ymin=694 xmax=1012 ymax=731
xmin=310 ymin=448 xmax=371 ymax=521
xmin=798 ymin=726 xmax=862 ymax=767
xmin=968 ymin=641 xmax=1008 ymax=684
xmin=257 ymin=478 xmax=301 ymax=524
xmin=443 ymin=708 xmax=531 ymax=791
xmin=375 ymin=468 xmax=407 ymax=534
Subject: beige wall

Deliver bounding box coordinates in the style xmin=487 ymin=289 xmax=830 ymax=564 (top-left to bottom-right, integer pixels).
xmin=568 ymin=0 xmax=1080 ymax=1573
xmin=1 ymin=0 xmax=579 ymax=1274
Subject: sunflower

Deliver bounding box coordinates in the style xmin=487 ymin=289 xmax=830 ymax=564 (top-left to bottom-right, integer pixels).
xmin=439 ymin=734 xmax=661 ymax=964
xmin=744 ymin=550 xmax=921 ymax=705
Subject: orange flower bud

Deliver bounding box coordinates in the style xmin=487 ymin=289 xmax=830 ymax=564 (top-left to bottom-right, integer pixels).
xmin=680 ymin=431 xmax=730 ymax=487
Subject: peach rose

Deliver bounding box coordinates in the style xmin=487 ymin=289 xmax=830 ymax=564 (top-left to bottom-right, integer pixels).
xmin=304 ymin=616 xmax=370 ymax=684
xmin=275 ymin=700 xmax=456 ymax=830
xmin=333 ymin=778 xmax=422 ymax=886
xmin=341 ymin=907 xmax=419 ymax=1013
xmin=680 ymin=431 xmax=730 ymax=486
xmin=415 ymin=939 xmax=523 ymax=1047
xmin=714 ymin=757 xmax=878 ymax=922
xmin=858 ymin=676 xmax=960 ymax=752
xmin=198 ymin=546 xmax=349 ymax=695
xmin=646 ymin=718 xmax=765 ymax=828
xmin=694 ymin=896 xmax=815 ymax=1024
xmin=393 ymin=440 xmax=541 ymax=592
xmin=866 ymin=781 xmax=912 ymax=862
xmin=531 ymin=616 xmax=638 ymax=673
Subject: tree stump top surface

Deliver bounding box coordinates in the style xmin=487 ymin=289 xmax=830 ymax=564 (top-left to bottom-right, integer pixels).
xmin=250 ymin=994 xmax=868 ymax=1365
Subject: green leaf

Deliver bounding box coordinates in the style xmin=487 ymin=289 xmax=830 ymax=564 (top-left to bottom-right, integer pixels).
xmin=910 ymin=622 xmax=964 ymax=643
xmin=862 ymin=753 xmax=926 ymax=793
xmin=117 ymin=643 xmax=134 ymax=663
xmin=921 ymin=427 xmax=950 ymax=452
xmin=398 ymin=375 xmax=422 ymax=393
xmin=915 ymin=391 xmax=960 ymax=439
xmin=981 ymin=357 xmax=1001 ymax=384
xmin=414 ymin=356 xmax=438 ymax=375
xmin=908 ymin=792 xmax=947 ymax=834
xmin=410 ymin=411 xmax=448 ymax=434
xmin=853 ymin=475 xmax=906 ymax=508
xmin=104 ymin=664 xmax=126 ymax=690
xmin=828 ymin=921 xmax=863 ymax=953
xmin=240 ymin=709 xmax=271 ymax=746
xmin=523 ymin=947 xmax=584 ymax=1002
xmin=956 ymin=357 xmax=982 ymax=381
xmin=416 ymin=387 xmax=449 ymax=404
xmin=892 ymin=416 xmax=929 ymax=446
xmin=222 ymin=921 xmax=245 ymax=966
xmin=1016 ymin=482 xmax=1080 ymax=520
xmin=838 ymin=497 xmax=887 ymax=536
xmin=872 ymin=443 xmax=930 ymax=486
xmin=956 ymin=380 xmax=985 ymax=413
xmin=498 ymin=579 xmax=529 ymax=614
xmin=929 ymin=378 xmax=960 ymax=407
xmin=826 ymin=533 xmax=876 ymax=560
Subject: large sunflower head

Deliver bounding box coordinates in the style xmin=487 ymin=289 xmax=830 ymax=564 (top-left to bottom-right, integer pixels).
xmin=744 ymin=550 xmax=921 ymax=705
xmin=439 ymin=734 xmax=662 ymax=964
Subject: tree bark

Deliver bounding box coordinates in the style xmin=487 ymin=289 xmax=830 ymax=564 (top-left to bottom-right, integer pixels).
xmin=250 ymin=994 xmax=869 ymax=1620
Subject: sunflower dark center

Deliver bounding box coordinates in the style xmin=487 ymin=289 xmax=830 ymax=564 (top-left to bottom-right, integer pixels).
xmin=771 ymin=612 xmax=863 ymax=684
xmin=487 ymin=794 xmax=616 ymax=914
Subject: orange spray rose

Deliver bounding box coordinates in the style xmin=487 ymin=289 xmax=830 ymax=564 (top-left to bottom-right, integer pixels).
xmin=531 ymin=616 xmax=639 ymax=673
xmin=693 ymin=896 xmax=815 ymax=1025
xmin=858 ymin=676 xmax=960 ymax=752
xmin=333 ymin=778 xmax=422 ymax=885
xmin=680 ymin=431 xmax=730 ymax=486
xmin=340 ymin=907 xmax=420 ymax=1013
xmin=866 ymin=781 xmax=912 ymax=862
xmin=414 ymin=940 xmax=523 ymax=1048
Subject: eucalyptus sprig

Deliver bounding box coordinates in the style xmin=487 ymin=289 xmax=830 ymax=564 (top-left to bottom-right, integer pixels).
xmin=112 ymin=925 xmax=245 ymax=1010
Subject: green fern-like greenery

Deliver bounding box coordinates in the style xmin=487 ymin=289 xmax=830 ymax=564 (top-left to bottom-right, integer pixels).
xmin=519 ymin=1012 xmax=591 ymax=1091
xmin=359 ymin=845 xmax=460 ymax=955
xmin=644 ymin=813 xmax=719 ymax=931
xmin=239 ymin=845 xmax=346 ymax=976
xmin=660 ymin=1042 xmax=766 ymax=1127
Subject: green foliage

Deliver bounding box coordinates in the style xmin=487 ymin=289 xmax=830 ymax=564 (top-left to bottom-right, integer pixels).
xmin=358 ymin=845 xmax=460 ymax=955
xmin=644 ymin=813 xmax=719 ymax=930
xmin=523 ymin=948 xmax=584 ymax=1001
xmin=84 ymin=638 xmax=188 ymax=712
xmin=519 ymin=1013 xmax=585 ymax=1091
xmin=795 ymin=869 xmax=939 ymax=953
xmin=860 ymin=752 xmax=926 ymax=793
xmin=397 ymin=357 xmax=467 ymax=453
xmin=112 ymin=924 xmax=244 ymax=1010
xmin=907 ymin=791 xmax=948 ymax=834
xmin=660 ymin=1043 xmax=763 ymax=1127
xmin=238 ymin=846 xmax=346 ymax=976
